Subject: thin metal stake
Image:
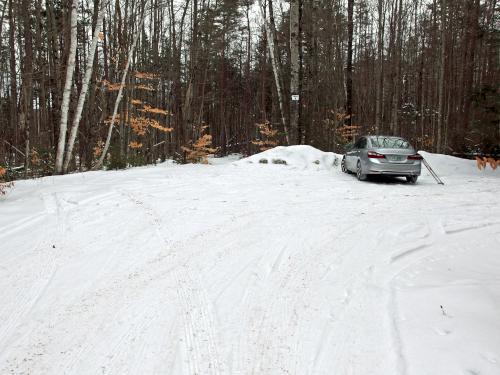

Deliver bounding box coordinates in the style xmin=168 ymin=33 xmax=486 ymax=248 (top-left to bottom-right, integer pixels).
xmin=422 ymin=158 xmax=444 ymax=185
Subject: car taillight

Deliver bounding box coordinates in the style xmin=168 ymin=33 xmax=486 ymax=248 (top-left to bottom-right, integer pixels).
xmin=407 ymin=154 xmax=423 ymax=160
xmin=367 ymin=151 xmax=385 ymax=159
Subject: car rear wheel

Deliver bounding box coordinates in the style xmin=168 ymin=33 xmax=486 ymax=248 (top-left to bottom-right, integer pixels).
xmin=406 ymin=175 xmax=418 ymax=183
xmin=341 ymin=157 xmax=347 ymax=173
xmin=356 ymin=160 xmax=367 ymax=181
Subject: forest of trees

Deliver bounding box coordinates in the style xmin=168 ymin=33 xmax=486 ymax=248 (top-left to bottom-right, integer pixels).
xmin=0 ymin=0 xmax=498 ymax=177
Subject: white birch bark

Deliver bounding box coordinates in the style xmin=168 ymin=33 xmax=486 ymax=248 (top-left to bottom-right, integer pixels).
xmin=257 ymin=0 xmax=289 ymax=145
xmin=93 ymin=15 xmax=145 ymax=170
xmin=63 ymin=1 xmax=108 ymax=173
xmin=55 ymin=0 xmax=78 ymax=174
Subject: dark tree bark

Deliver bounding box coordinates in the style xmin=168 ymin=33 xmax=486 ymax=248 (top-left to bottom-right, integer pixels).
xmin=345 ymin=0 xmax=354 ymax=128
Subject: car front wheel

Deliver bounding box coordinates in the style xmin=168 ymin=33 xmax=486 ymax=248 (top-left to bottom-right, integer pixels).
xmin=356 ymin=160 xmax=367 ymax=181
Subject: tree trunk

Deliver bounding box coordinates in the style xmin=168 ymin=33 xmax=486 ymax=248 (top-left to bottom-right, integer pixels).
xmin=258 ymin=0 xmax=288 ymax=144
xmin=460 ymin=0 xmax=479 ymax=139
xmin=21 ymin=0 xmax=34 ymax=175
xmin=391 ymin=0 xmax=403 ymax=136
xmin=63 ymin=0 xmax=108 ymax=173
xmin=346 ymin=0 xmax=354 ymax=128
xmin=55 ymin=0 xmax=78 ymax=174
xmin=289 ymin=0 xmax=301 ymax=144
xmin=8 ymin=0 xmax=18 ymax=164
xmin=436 ymin=0 xmax=446 ymax=153
xmin=375 ymin=0 xmax=385 ymax=133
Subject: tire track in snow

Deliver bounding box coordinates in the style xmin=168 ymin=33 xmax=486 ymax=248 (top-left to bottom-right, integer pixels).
xmin=234 ymin=219 xmax=363 ymax=375
xmin=59 ymin=284 xmax=171 ymax=375
xmin=50 ymin=186 xmax=229 ymax=374
xmin=119 ymin=189 xmax=223 ymax=375
xmin=1 ymin=189 xmax=168 ymax=375
xmin=0 ymin=192 xmax=65 ymax=369
xmin=378 ymin=217 xmax=500 ymax=375
xmin=0 ymin=212 xmax=46 ymax=240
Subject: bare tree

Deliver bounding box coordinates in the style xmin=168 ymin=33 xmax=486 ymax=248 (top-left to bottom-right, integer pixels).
xmin=55 ymin=0 xmax=79 ymax=174
xmin=375 ymin=0 xmax=385 ymax=134
xmin=63 ymin=0 xmax=108 ymax=173
xmin=258 ymin=0 xmax=288 ymax=144
xmin=345 ymin=0 xmax=354 ymax=128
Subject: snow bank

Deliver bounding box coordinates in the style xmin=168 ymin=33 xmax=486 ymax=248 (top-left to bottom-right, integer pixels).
xmin=238 ymin=145 xmax=340 ymax=170
xmin=420 ymin=151 xmax=499 ymax=178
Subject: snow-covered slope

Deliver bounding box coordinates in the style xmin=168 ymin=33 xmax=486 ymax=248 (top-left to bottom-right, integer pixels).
xmin=420 ymin=150 xmax=498 ymax=178
xmin=1 ymin=146 xmax=499 ymax=375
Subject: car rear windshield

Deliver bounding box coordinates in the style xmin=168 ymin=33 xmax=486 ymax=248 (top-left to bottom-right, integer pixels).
xmin=370 ymin=137 xmax=411 ymax=149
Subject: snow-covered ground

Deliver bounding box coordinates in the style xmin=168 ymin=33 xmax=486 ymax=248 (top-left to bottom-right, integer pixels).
xmin=1 ymin=145 xmax=499 ymax=375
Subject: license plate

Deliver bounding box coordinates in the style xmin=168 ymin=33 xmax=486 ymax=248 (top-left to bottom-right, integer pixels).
xmin=387 ymin=155 xmax=406 ymax=162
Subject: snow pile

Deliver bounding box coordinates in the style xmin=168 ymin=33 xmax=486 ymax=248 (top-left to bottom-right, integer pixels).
xmin=239 ymin=145 xmax=340 ymax=170
xmin=420 ymin=151 xmax=499 ymax=178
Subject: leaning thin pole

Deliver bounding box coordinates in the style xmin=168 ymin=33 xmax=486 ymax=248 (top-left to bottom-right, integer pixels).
xmin=422 ymin=158 xmax=444 ymax=185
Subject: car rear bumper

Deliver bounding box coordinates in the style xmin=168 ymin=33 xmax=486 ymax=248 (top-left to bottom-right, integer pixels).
xmin=364 ymin=159 xmax=421 ymax=176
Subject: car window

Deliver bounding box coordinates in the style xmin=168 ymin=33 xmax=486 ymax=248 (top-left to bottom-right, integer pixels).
xmin=353 ymin=138 xmax=367 ymax=149
xmin=370 ymin=137 xmax=411 ymax=149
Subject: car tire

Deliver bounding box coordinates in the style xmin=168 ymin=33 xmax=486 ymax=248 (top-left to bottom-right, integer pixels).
xmin=341 ymin=157 xmax=347 ymax=173
xmin=356 ymin=160 xmax=367 ymax=181
xmin=406 ymin=175 xmax=418 ymax=184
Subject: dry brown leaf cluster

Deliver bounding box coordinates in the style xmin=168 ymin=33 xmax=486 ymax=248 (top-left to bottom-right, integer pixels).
xmin=101 ymin=80 xmax=123 ymax=92
xmin=182 ymin=134 xmax=218 ymax=163
xmin=135 ymin=84 xmax=155 ymax=92
xmin=139 ymin=105 xmax=170 ymax=116
xmin=0 ymin=166 xmax=13 ymax=195
xmin=30 ymin=149 xmax=41 ymax=166
xmin=104 ymin=113 xmax=129 ymax=125
xmin=129 ymin=141 xmax=143 ymax=149
xmin=93 ymin=140 xmax=105 ymax=157
xmin=134 ymin=71 xmax=159 ymax=80
xmin=337 ymin=124 xmax=361 ymax=138
xmin=476 ymin=157 xmax=499 ymax=170
xmin=252 ymin=121 xmax=279 ymax=151
xmin=130 ymin=116 xmax=172 ymax=136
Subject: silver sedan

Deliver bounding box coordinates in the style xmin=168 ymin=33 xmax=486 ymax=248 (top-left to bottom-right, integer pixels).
xmin=341 ymin=136 xmax=422 ymax=183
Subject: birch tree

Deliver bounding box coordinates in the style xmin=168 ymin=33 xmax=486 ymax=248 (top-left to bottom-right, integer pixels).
xmin=258 ymin=0 xmax=288 ymax=144
xmin=63 ymin=0 xmax=108 ymax=173
xmin=55 ymin=0 xmax=78 ymax=174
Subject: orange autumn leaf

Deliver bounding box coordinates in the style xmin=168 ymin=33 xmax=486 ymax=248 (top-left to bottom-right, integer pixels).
xmin=129 ymin=141 xmax=143 ymax=149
